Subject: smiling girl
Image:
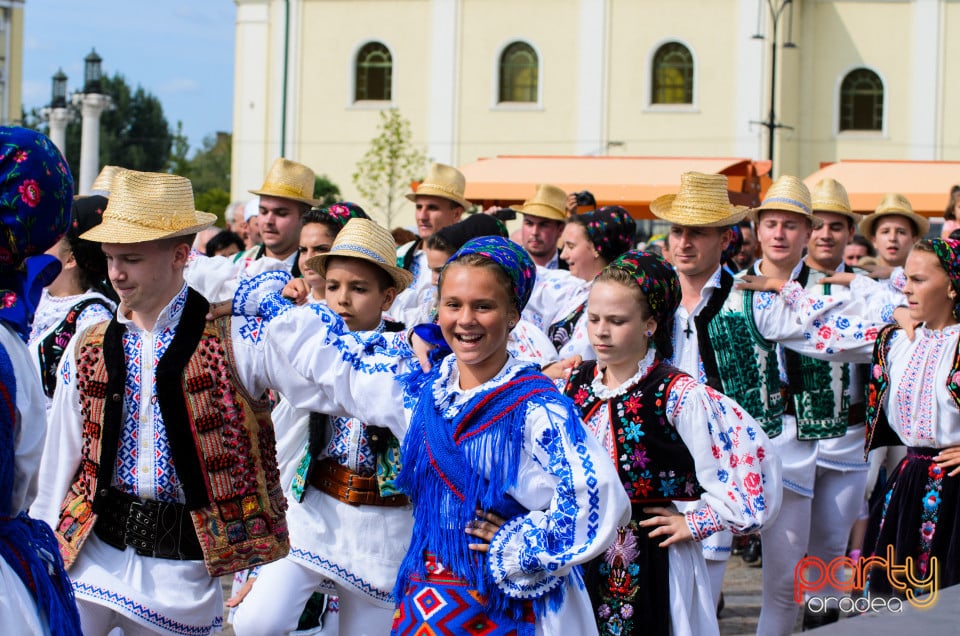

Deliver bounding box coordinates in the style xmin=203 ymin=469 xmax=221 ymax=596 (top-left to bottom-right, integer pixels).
xmin=226 ymin=235 xmax=630 ymax=635
xmin=560 ymin=251 xmax=782 ymax=636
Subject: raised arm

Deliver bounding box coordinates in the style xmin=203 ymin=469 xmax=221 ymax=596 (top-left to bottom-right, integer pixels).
xmin=666 ymin=376 xmax=782 ymax=541
xmin=229 ymin=271 xmax=415 ymax=437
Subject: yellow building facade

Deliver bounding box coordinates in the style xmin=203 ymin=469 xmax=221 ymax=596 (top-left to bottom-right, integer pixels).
xmin=232 ymin=0 xmax=959 ymax=225
xmin=0 ymin=1 xmax=23 ymax=126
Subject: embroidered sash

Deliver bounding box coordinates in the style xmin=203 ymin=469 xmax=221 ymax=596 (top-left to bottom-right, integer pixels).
xmin=396 ymin=365 xmax=582 ymax=619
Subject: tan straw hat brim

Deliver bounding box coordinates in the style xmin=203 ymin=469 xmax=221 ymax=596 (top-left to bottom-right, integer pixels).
xmin=304 ymin=217 xmax=414 ymax=292
xmin=650 ymin=193 xmax=748 ymax=228
xmin=306 ymin=249 xmax=413 ymax=292
xmin=248 ymin=186 xmax=319 ymax=207
xmin=519 ymin=202 xmax=567 ymax=222
xmin=81 ymin=213 xmax=217 ymax=243
xmin=859 ymin=209 xmax=930 ymax=238
xmin=405 ymin=187 xmax=471 ymax=210
xmin=79 ymin=169 xmax=217 ymax=243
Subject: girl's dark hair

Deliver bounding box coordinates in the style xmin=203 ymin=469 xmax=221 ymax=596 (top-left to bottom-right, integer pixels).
xmin=303 ymin=208 xmax=343 ymax=239
xmin=849 ymin=234 xmax=876 ymax=257
xmin=204 ymin=230 xmax=245 ymax=257
xmin=593 ymin=267 xmax=674 ymax=360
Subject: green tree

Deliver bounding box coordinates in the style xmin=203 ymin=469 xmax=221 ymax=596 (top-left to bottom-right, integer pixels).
xmin=187 ymin=131 xmax=232 ymax=222
xmin=353 ymin=109 xmax=426 ymax=227
xmin=169 ymin=121 xmax=191 ymax=177
xmin=314 ymin=175 xmax=341 ymax=207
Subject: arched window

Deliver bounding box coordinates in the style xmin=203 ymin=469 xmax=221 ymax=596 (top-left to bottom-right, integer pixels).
xmin=839 ymin=68 xmax=883 ymax=132
xmin=498 ymin=42 xmax=538 ymax=103
xmin=355 ymin=42 xmax=392 ymax=102
xmin=651 ymin=42 xmax=694 ymax=105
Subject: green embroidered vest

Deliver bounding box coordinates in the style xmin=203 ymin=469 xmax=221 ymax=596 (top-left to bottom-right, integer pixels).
xmin=782 ymin=265 xmax=855 ymax=441
xmin=703 ymin=272 xmax=784 ymax=437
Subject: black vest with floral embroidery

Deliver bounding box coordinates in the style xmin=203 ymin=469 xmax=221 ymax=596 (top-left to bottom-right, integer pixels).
xmin=564 ymin=359 xmax=704 ymax=504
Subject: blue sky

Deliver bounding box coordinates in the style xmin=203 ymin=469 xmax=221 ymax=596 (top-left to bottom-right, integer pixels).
xmin=21 ymin=0 xmax=236 ymax=155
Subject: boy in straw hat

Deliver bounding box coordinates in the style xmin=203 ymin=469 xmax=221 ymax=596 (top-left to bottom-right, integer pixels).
xmin=650 ymin=172 xmax=764 ymax=614
xmin=31 ymin=169 xmax=295 ymax=635
xmin=232 ymin=218 xmax=414 ymax=635
xmin=239 ymin=157 xmax=321 ymax=276
xmin=391 ymin=162 xmax=469 ymax=325
xmin=859 ymin=192 xmax=929 ymax=270
xmin=517 ymin=183 xmax=568 ymax=269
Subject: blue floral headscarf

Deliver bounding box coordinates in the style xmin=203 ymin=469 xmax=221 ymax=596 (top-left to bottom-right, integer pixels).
xmin=446 ymin=236 xmax=536 ymax=313
xmin=0 ymin=127 xmax=73 ymax=340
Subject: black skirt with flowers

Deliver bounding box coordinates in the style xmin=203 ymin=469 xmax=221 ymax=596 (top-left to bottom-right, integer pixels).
xmin=862 ymin=447 xmax=960 ymax=597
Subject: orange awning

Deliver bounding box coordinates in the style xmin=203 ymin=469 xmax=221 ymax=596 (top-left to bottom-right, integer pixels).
xmin=458 ymin=155 xmax=764 ymax=218
xmin=804 ymin=160 xmax=960 ymax=217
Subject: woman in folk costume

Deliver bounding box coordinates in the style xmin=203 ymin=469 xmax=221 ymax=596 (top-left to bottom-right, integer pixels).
xmin=0 ymin=126 xmax=82 ymax=634
xmin=524 ymin=206 xmax=636 ymax=361
xmin=223 ymin=235 xmax=630 ymax=635
xmin=742 ymin=238 xmax=960 ymax=599
xmin=560 ymin=251 xmax=782 ymax=636
xmin=27 ymin=194 xmax=115 ymax=415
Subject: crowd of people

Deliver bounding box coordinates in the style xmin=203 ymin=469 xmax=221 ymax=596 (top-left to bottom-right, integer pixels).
xmin=2 ymin=123 xmax=959 ymax=636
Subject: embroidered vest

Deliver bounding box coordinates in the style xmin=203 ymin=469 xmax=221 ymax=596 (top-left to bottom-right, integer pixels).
xmin=864 ymin=325 xmax=960 ymax=456
xmin=699 ymin=267 xmax=784 ymax=436
xmin=781 ymin=265 xmax=854 ymax=440
xmin=564 ymin=359 xmax=704 ymax=504
xmin=55 ymin=293 xmax=289 ymax=576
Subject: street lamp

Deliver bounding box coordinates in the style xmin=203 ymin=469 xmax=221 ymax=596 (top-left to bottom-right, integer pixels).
xmin=51 ymin=69 xmax=68 ymax=108
xmin=751 ymin=0 xmax=797 ymax=177
xmin=83 ymin=49 xmax=103 ymax=94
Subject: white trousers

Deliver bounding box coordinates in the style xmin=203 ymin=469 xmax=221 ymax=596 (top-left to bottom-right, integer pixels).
xmin=757 ymin=465 xmax=867 ymax=636
xmin=232 ymin=555 xmax=393 ymax=636
xmin=78 ymin=599 xmax=167 ymax=635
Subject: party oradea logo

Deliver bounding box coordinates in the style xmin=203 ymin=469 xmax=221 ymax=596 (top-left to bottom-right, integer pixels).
xmin=794 ymin=546 xmax=938 ymax=614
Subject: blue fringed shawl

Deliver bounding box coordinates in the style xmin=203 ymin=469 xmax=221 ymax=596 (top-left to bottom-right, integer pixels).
xmin=395 ymin=361 xmax=586 ymax=619
xmin=0 ymin=336 xmax=82 ymax=635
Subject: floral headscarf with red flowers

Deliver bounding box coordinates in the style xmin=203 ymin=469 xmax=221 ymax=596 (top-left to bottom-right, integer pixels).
xmin=0 ymin=127 xmax=74 ymax=339
xmin=572 ymin=205 xmax=637 ymax=264
xmin=318 ymin=202 xmax=369 ymax=229
xmin=0 ymin=127 xmax=73 ymax=269
xmin=606 ymin=250 xmax=681 ymax=327
xmin=925 ymin=238 xmax=960 ymax=320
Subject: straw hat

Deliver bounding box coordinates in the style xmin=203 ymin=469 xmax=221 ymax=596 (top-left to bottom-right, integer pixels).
xmin=858 ymin=193 xmax=930 ymax=238
xmin=306 ymin=218 xmax=414 ymax=291
xmin=514 ymin=183 xmax=568 ymax=222
xmin=810 ymin=178 xmax=859 ymax=224
xmin=650 ymin=172 xmax=748 ymax=227
xmin=405 ymin=162 xmax=470 ymax=209
xmin=248 ymin=158 xmax=320 ymax=206
xmin=90 ymin=165 xmax=123 ymax=196
xmin=749 ymin=175 xmax=822 ymax=228
xmin=79 ymin=170 xmax=216 ymax=243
